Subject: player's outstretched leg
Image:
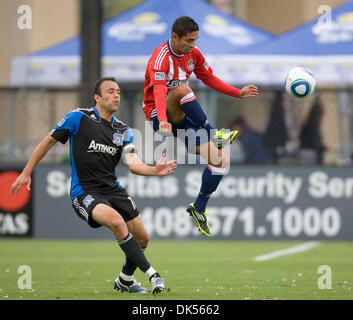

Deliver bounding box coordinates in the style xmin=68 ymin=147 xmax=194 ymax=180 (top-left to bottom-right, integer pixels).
xmin=115 ymin=214 xmax=151 ymax=293
xmin=117 ymin=233 xmax=166 ymax=295
xmin=92 ymin=205 xmax=166 ymax=295
xmin=188 ymin=144 xmax=229 ymax=236
xmin=114 ymin=247 xmax=148 ymax=293
xmin=187 ymin=202 xmax=211 ymax=236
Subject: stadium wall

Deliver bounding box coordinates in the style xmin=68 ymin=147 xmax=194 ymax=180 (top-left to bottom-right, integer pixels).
xmin=0 ymin=164 xmax=352 ymax=240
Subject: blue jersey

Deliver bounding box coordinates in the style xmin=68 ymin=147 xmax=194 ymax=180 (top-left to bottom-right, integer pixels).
xmin=49 ymin=107 xmax=135 ymax=200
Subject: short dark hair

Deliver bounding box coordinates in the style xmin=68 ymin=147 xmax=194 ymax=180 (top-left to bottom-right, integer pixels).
xmin=92 ymin=77 xmax=118 ymax=98
xmin=172 ymin=16 xmax=199 ymax=38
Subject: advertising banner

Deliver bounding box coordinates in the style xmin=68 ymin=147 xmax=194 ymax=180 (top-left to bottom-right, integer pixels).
xmin=0 ymin=169 xmax=33 ymax=237
xmin=33 ymin=165 xmax=353 ymax=240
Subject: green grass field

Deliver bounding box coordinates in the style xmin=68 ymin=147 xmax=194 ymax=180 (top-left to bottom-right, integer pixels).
xmin=0 ymin=239 xmax=352 ymax=300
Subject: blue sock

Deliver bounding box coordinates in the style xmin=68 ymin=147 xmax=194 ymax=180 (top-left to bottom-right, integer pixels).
xmin=194 ymin=166 xmax=223 ymax=213
xmin=181 ymin=94 xmax=215 ymax=132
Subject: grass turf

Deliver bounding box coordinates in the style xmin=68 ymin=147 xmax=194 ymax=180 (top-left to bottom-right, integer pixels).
xmin=0 ymin=239 xmax=352 ymax=300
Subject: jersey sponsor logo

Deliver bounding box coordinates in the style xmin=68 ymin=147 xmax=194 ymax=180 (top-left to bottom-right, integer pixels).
xmin=187 ymin=59 xmax=195 ymax=71
xmin=82 ymin=195 xmax=95 ymax=208
xmin=113 ymin=132 xmax=124 ymax=147
xmin=166 ymin=79 xmax=184 ymax=89
xmin=155 ymin=72 xmax=165 ymax=80
xmin=88 ymin=140 xmax=118 ymax=156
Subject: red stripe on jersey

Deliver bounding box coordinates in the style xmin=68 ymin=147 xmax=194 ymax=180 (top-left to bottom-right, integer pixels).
xmin=143 ymin=40 xmax=240 ymax=122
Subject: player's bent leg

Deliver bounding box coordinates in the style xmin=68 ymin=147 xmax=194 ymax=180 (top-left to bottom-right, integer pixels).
xmin=165 ymin=83 xmax=190 ymax=124
xmin=196 ymin=141 xmax=230 ymax=168
xmin=93 ymin=207 xmax=164 ymax=295
xmin=126 ymin=215 xmax=150 ymax=248
xmin=115 ymin=215 xmax=150 ymax=293
xmin=92 ymin=203 xmax=128 ymax=240
xmin=126 ymin=215 xmax=165 ymax=295
xmin=168 ymin=83 xmax=215 ymax=132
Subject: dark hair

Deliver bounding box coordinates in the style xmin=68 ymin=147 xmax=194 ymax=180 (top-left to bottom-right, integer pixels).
xmin=92 ymin=77 xmax=118 ymax=98
xmin=172 ymin=16 xmax=199 ymax=38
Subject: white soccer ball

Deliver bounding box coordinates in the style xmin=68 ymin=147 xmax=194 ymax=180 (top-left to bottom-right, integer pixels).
xmin=285 ymin=67 xmax=316 ymax=98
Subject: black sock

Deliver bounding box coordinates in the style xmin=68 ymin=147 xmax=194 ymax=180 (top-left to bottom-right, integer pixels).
xmin=122 ymin=247 xmax=146 ymax=276
xmin=118 ymin=233 xmax=150 ymax=273
xmin=118 ymin=276 xmax=133 ymax=286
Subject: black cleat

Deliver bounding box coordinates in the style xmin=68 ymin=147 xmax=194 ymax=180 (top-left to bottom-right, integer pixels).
xmin=186 ymin=203 xmax=211 ymax=237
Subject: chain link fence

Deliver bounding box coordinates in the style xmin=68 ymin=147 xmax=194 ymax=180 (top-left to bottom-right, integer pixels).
xmin=0 ymin=85 xmax=352 ymax=166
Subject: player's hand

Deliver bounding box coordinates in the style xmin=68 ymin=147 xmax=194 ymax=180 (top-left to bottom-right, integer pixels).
xmin=238 ymin=84 xmax=258 ymax=98
xmin=155 ymin=153 xmax=177 ymax=176
xmin=159 ymin=121 xmax=172 ymax=136
xmin=10 ymin=172 xmax=31 ymax=195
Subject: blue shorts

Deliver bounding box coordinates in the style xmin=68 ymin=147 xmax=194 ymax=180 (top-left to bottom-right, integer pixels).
xmin=150 ymin=114 xmax=210 ymax=152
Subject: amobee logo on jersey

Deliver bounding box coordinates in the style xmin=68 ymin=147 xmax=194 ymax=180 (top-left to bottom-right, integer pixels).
xmin=113 ymin=132 xmax=124 ymax=147
xmin=88 ymin=140 xmax=118 ymax=156
xmin=83 ymin=195 xmax=95 ymax=208
xmin=187 ymin=59 xmax=195 ymax=71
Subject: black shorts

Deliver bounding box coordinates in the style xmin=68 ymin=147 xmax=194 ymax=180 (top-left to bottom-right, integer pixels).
xmin=72 ymin=188 xmax=139 ymax=228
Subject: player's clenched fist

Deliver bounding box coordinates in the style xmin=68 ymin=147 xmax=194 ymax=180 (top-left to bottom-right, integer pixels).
xmin=159 ymin=120 xmax=172 ymax=135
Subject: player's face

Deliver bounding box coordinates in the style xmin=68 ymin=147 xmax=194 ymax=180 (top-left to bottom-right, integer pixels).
xmin=97 ymin=81 xmax=120 ymax=113
xmin=172 ymin=31 xmax=199 ymax=54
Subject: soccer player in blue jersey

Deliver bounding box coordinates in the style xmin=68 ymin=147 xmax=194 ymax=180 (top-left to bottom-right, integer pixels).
xmin=10 ymin=77 xmax=177 ymax=295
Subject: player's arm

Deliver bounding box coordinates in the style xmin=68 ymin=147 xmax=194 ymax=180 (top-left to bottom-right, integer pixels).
xmin=202 ymin=74 xmax=258 ymax=98
xmin=193 ymin=49 xmax=258 ymax=98
xmin=148 ymin=51 xmax=171 ymax=133
xmin=153 ymin=83 xmax=171 ymax=133
xmin=124 ymin=152 xmax=177 ymax=176
xmin=11 ymin=110 xmax=81 ymax=195
xmin=10 ymin=135 xmax=57 ymax=195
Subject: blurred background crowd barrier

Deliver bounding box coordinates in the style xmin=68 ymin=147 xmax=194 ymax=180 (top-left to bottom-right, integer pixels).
xmin=2 ymin=0 xmax=353 ymax=166
xmin=1 ymin=85 xmax=352 ymax=166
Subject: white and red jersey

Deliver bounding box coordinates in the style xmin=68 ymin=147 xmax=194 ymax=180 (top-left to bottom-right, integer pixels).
xmin=143 ymin=39 xmax=241 ymax=122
